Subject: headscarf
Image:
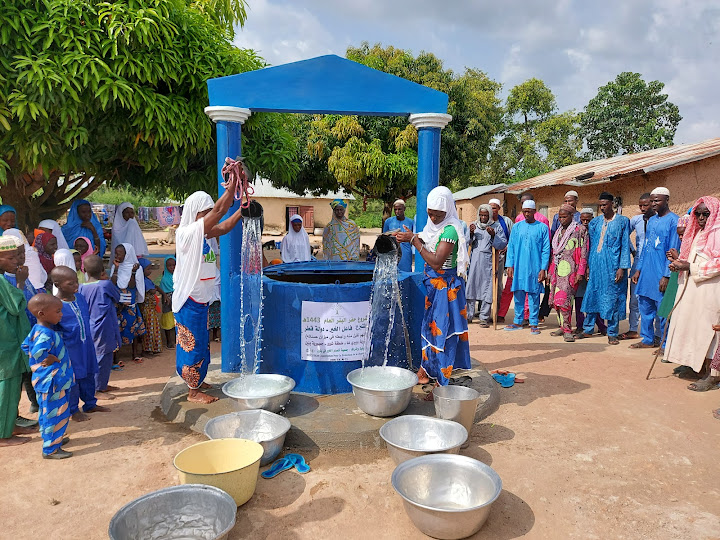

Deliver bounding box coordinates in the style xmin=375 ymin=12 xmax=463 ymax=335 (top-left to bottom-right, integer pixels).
xmin=679 ymin=196 xmax=720 ymax=263
xmin=330 ymin=199 xmax=347 ymax=209
xmin=53 ymin=248 xmax=76 ymax=271
xmin=62 ymin=199 xmax=106 ymax=257
xmin=3 ymin=228 xmax=47 ymax=289
xmin=38 ymin=219 xmax=69 ymax=249
xmin=111 ymin=202 xmax=148 ymax=257
xmin=281 ymin=215 xmax=312 ymax=263
xmin=677 ymin=214 xmax=691 ymax=229
xmin=138 ymin=258 xmax=155 ymax=292
xmin=0 ymin=205 xmax=16 ymax=232
xmin=109 ymin=242 xmax=145 ymax=303
xmin=419 ymin=186 xmax=470 ymax=277
xmin=34 ymin=232 xmax=56 ymax=273
xmin=552 ymin=207 xmax=580 ymax=262
xmin=474 ymin=204 xmax=495 ymax=230
xmin=160 ymin=256 xmax=175 ymax=293
xmin=173 ymin=191 xmax=215 ymax=312
xmin=74 ymin=236 xmax=94 ymax=271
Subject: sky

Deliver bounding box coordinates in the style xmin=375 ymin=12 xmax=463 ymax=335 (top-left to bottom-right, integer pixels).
xmin=234 ymin=0 xmax=720 ymax=145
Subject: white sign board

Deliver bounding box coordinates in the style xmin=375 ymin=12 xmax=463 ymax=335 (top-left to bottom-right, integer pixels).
xmin=301 ymin=301 xmax=370 ymax=362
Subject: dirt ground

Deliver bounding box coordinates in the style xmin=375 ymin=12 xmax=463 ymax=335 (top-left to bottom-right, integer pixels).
xmin=2 ymin=314 xmax=720 ymax=539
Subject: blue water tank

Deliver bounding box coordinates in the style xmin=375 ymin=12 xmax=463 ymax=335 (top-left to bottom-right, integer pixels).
xmin=259 ymin=261 xmax=424 ymax=394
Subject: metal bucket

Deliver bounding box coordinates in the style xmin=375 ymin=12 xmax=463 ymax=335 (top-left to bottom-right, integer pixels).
xmin=433 ymin=385 xmax=481 ymax=445
xmin=173 ymin=438 xmax=263 ymax=506
xmin=108 ymin=484 xmax=236 ymax=540
xmin=222 ymin=374 xmax=295 ymax=413
xmin=346 ymin=366 xmax=418 ymax=417
xmin=392 ymin=454 xmax=502 ymax=539
xmin=204 ymin=410 xmax=291 ymax=466
xmin=380 ymin=415 xmax=467 ymax=465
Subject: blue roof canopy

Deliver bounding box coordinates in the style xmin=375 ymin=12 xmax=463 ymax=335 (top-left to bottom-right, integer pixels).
xmin=207 ymin=55 xmax=449 ymax=116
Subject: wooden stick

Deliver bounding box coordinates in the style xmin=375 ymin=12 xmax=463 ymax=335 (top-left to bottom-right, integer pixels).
xmin=492 ymin=248 xmax=499 ymax=330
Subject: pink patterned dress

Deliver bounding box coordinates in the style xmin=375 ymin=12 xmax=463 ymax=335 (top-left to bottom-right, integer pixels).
xmin=549 ymin=223 xmax=589 ymax=333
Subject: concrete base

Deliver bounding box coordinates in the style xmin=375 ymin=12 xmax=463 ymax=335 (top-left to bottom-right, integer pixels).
xmin=161 ymin=353 xmax=500 ymax=450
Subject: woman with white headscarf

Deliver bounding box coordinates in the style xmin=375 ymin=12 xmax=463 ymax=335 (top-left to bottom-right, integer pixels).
xmin=466 ymin=204 xmax=507 ymax=327
xmin=109 ymin=242 xmax=146 ymax=364
xmin=173 ymin=180 xmax=243 ymax=404
xmin=37 ymin=219 xmax=69 ymax=250
xmin=281 ymin=215 xmax=312 ymax=263
xmin=396 ymin=186 xmax=472 ymax=395
xmin=111 ymin=203 xmax=148 ymax=258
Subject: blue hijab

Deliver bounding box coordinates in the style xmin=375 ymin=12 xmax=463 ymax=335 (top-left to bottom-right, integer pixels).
xmin=159 ymin=255 xmax=175 ymax=293
xmin=0 ymin=205 xmax=16 ymax=233
xmin=62 ymin=199 xmax=106 ymax=257
xmin=138 ymin=258 xmax=155 ymax=291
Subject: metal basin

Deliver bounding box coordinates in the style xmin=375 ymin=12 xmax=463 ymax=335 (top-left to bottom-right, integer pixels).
xmin=433 ymin=385 xmax=482 ymax=447
xmin=392 ymin=454 xmax=502 ymax=539
xmin=108 ymin=484 xmax=236 ymax=540
xmin=346 ymin=366 xmax=418 ymax=417
xmin=380 ymin=415 xmax=468 ymax=464
xmin=204 ymin=410 xmax=291 ymax=466
xmin=222 ymin=374 xmax=295 ymax=413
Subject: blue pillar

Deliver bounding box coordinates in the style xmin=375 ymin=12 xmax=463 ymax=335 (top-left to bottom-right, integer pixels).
xmin=414 ymin=126 xmax=442 ymax=271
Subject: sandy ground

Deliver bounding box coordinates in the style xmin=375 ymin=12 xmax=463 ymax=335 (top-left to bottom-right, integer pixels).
xmin=2 ymin=314 xmax=720 ymax=539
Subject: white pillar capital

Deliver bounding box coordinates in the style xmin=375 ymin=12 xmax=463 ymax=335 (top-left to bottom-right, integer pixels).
xmin=204 ymin=106 xmax=252 ymax=124
xmin=408 ymin=112 xmax=452 ymax=129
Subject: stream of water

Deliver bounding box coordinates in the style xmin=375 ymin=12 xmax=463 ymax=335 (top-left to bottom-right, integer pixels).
xmin=238 ymin=216 xmax=264 ymax=375
xmin=365 ymin=251 xmax=401 ymax=368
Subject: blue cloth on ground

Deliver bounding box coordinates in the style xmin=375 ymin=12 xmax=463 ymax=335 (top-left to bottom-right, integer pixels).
xmin=491 ymin=372 xmax=516 ymax=388
xmin=261 ymin=453 xmax=311 ymax=478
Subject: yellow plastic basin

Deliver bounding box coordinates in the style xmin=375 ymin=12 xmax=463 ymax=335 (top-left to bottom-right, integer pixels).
xmin=173 ymin=438 xmax=264 ymax=506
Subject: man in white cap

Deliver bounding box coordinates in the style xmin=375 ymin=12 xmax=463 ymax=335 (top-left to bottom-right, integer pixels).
xmin=550 ymin=190 xmax=581 ymax=239
xmin=0 ymin=235 xmax=34 ymax=447
xmin=629 ymin=187 xmax=679 ymax=349
xmin=504 ymin=199 xmax=550 ymax=335
xmin=383 ymin=199 xmax=414 ymax=272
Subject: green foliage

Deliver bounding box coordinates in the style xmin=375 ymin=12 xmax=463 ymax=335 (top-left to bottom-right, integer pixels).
xmin=487 ymin=79 xmax=582 ymax=183
xmin=0 ymin=0 xmax=296 ymax=227
xmin=348 ymin=197 xmax=416 ymax=229
xmin=580 ymin=72 xmax=681 ymax=159
xmin=88 ymin=184 xmax=169 ymax=208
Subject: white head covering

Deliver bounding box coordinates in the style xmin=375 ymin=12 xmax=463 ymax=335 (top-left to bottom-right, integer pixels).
xmin=489 ymin=198 xmax=502 ymax=207
xmin=565 ymin=190 xmax=579 ymax=198
xmin=53 ymin=248 xmax=76 ymax=271
xmin=419 ymin=186 xmax=470 ymax=277
xmin=173 ymin=191 xmax=215 ymax=312
xmin=111 ymin=203 xmax=148 ymax=257
xmin=580 ymin=207 xmax=594 ymax=215
xmin=651 ymin=187 xmax=670 ymax=196
xmin=281 ymin=215 xmax=312 ymax=263
xmin=475 ymin=204 xmax=495 ymax=230
xmin=109 ymin=242 xmax=145 ymax=303
xmin=3 ymin=228 xmax=47 ymax=289
xmin=38 ymin=219 xmax=69 ymax=249
xmin=522 ymin=199 xmax=537 ymax=210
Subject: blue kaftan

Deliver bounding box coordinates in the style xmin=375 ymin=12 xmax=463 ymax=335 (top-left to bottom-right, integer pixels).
xmin=635 ymin=213 xmax=680 ymax=302
xmin=383 ymin=215 xmax=415 ymax=272
xmin=505 ymin=220 xmax=550 ymax=294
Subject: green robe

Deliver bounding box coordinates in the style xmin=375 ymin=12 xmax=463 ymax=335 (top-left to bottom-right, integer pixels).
xmin=0 ymin=275 xmax=31 ymax=381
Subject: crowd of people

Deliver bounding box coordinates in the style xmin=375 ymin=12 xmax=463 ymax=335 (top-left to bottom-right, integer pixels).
xmin=0 ymin=200 xmax=179 ymax=458
xmin=397 ymin=186 xmax=720 ymax=418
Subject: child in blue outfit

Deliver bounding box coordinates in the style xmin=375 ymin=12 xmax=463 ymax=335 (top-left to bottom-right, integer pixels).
xmin=22 ymin=294 xmax=74 ymax=459
xmin=50 ymin=266 xmax=110 ymax=421
xmin=79 ymin=255 xmax=121 ymax=394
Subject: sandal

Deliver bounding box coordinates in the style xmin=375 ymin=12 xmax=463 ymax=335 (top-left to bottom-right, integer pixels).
xmin=563 ymin=333 xmax=575 ymax=342
xmin=550 ymin=329 xmax=564 ymax=337
xmin=115 ymin=361 xmax=125 ymax=368
xmin=530 ymin=326 xmax=541 ymax=335
xmin=618 ymin=331 xmax=639 ymax=340
xmin=687 ymin=377 xmax=720 ymax=392
xmin=608 ymin=336 xmax=620 ymax=345
xmin=478 ymin=321 xmax=489 ymax=328
xmin=111 ymin=365 xmax=124 ymax=371
xmin=575 ymin=332 xmax=593 ymax=339
xmin=713 ymin=408 xmax=720 ymax=420
xmin=132 ymin=357 xmax=145 ymax=364
xmin=503 ymin=324 xmax=522 ymax=331
xmin=629 ymin=341 xmax=654 ymax=349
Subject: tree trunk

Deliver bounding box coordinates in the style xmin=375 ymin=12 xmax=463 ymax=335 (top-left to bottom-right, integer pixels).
xmin=382 ymin=200 xmax=393 ymax=229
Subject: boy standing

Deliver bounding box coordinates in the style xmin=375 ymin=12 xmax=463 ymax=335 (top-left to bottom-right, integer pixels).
xmin=0 ymin=236 xmax=33 ymax=447
xmin=50 ymin=266 xmax=109 ymax=420
xmin=22 ymin=294 xmax=75 ymax=459
xmin=79 ymin=256 xmax=121 ymax=394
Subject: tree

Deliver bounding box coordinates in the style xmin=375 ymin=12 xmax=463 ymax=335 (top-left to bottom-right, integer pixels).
xmin=580 ymin=72 xmax=682 ymax=159
xmin=487 ymin=79 xmax=582 ymax=183
xmin=0 ymin=0 xmax=298 ymax=228
xmin=290 ymin=43 xmax=502 ymax=218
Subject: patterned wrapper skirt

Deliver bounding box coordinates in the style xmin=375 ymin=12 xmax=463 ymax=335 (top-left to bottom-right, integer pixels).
xmin=119 ymin=303 xmax=146 ymax=345
xmin=175 ymin=299 xmax=210 ymax=389
xmin=208 ymin=300 xmax=221 ymax=330
xmin=421 ymin=264 xmax=471 ymax=385
xmin=140 ymin=295 xmax=163 ymax=353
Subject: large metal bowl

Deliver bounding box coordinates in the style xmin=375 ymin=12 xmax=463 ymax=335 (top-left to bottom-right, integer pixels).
xmin=380 ymin=415 xmax=468 ymax=464
xmin=204 ymin=410 xmax=291 ymax=466
xmin=392 ymin=454 xmax=502 ymax=539
xmin=346 ymin=366 xmax=418 ymax=417
xmin=222 ymin=374 xmax=295 ymax=413
xmin=108 ymin=484 xmax=236 ymax=540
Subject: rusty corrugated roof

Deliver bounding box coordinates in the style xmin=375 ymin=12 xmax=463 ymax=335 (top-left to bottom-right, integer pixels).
xmin=505 ymin=138 xmax=720 ymax=194
xmin=453 ymin=183 xmax=507 ymax=201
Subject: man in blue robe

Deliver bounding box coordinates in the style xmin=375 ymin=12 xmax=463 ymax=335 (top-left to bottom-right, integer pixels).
xmin=382 ymin=199 xmax=415 ymax=272
xmin=622 ymin=193 xmax=655 ymax=340
xmin=579 ymin=192 xmax=631 ymax=345
xmin=504 ymin=200 xmax=550 ymax=335
xmin=630 ymin=187 xmax=679 ymax=349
